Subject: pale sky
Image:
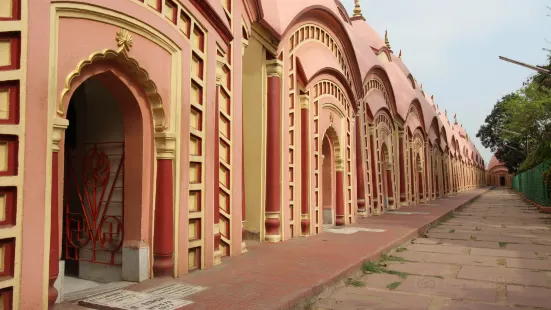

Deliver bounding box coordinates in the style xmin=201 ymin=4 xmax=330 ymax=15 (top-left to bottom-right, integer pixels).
xmin=341 ymin=0 xmax=550 ymax=165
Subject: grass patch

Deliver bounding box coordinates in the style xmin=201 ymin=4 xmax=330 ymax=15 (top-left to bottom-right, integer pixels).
xmin=381 ymin=253 xmax=409 ymax=262
xmin=386 ymin=281 xmax=402 ymax=290
xmin=475 ymin=227 xmax=482 ymax=231
xmin=497 ymin=258 xmax=507 ymax=266
xmin=470 ymin=235 xmax=477 ymax=241
xmin=499 ymin=242 xmax=508 ymax=248
xmin=449 ymin=229 xmax=455 ymax=233
xmin=361 ymin=261 xmax=409 ymax=279
xmin=395 ymin=247 xmax=407 ymax=253
xmin=344 ymin=278 xmax=365 ymax=287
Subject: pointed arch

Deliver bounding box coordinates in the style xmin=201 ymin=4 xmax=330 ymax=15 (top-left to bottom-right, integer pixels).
xmin=427 ymin=117 xmax=440 ymax=150
xmin=323 ymin=125 xmax=343 ymax=169
xmin=57 ymin=48 xmax=166 ymax=132
xmin=284 ymin=7 xmax=363 ymax=103
xmin=363 ymin=66 xmax=399 ymax=122
xmin=306 ymin=67 xmax=355 ymax=110
xmin=405 ymin=99 xmax=426 ymax=134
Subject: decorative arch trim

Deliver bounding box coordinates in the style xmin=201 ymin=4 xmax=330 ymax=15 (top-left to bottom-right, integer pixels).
xmin=321 ymin=103 xmax=346 ymax=118
xmin=374 ymin=108 xmax=394 ymax=132
xmin=311 ymin=79 xmax=353 ymax=116
xmin=406 ymin=99 xmax=426 ymax=133
xmin=323 ymin=125 xmax=343 ymax=169
xmin=57 ymin=30 xmax=166 ymax=132
xmin=363 ymin=66 xmax=399 ymax=122
xmin=308 ymin=68 xmax=355 ymax=107
xmin=407 ymin=74 xmax=415 ymax=89
xmin=372 ymin=46 xmax=392 ymax=63
xmin=283 ymin=6 xmax=363 ymax=100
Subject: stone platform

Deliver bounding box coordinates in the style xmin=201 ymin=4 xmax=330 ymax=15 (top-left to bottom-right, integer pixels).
xmin=315 ymin=188 xmax=551 ymax=310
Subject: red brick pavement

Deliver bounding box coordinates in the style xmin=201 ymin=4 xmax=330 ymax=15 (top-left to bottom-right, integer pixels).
xmin=58 ymin=188 xmax=490 ymax=310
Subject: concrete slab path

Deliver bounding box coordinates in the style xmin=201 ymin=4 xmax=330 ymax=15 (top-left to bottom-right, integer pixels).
xmin=56 ymin=188 xmax=489 ymax=310
xmin=314 ymin=188 xmax=551 ymax=310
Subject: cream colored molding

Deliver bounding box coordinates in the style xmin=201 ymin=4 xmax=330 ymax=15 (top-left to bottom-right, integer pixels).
xmin=52 ymin=118 xmax=69 ymax=152
xmin=336 ymin=161 xmax=345 ymax=172
xmin=55 ymin=28 xmax=168 ymax=133
xmin=264 ymin=212 xmax=281 ymax=242
xmin=299 ymin=94 xmax=309 ymax=109
xmin=251 ymin=23 xmax=278 ymax=55
xmin=266 ymin=59 xmax=283 ymax=78
xmin=51 ymin=3 xmax=182 ymax=135
xmin=241 ymin=39 xmax=249 ymax=57
xmin=155 ymin=132 xmax=177 ymax=159
xmin=213 ymin=223 xmax=222 ymax=265
xmin=216 ymin=57 xmax=225 ymax=85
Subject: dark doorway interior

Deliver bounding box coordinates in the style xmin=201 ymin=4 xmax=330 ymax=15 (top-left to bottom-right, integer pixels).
xmin=499 ymin=176 xmax=505 ymax=186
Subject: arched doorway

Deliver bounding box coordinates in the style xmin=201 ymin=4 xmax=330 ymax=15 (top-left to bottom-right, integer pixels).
xmin=61 ymin=71 xmax=146 ymax=288
xmin=381 ymin=144 xmax=392 ymax=210
xmin=416 ymin=154 xmax=423 ymax=202
xmin=322 ymin=135 xmax=335 ymax=227
xmin=499 ymin=176 xmax=506 ymax=186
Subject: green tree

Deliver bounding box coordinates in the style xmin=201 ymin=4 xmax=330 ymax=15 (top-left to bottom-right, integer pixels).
xmin=477 ymin=93 xmax=526 ymax=172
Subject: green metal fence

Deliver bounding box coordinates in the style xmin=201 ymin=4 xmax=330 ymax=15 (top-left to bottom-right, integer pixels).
xmin=512 ymin=160 xmax=551 ymax=206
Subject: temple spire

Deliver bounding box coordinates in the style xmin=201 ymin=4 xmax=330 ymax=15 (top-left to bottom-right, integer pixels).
xmin=353 ymin=0 xmax=364 ymax=18
xmin=385 ymin=29 xmax=392 ymax=50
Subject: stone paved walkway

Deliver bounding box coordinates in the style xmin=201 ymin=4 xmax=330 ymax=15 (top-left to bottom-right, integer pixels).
xmin=56 ymin=188 xmax=489 ymax=310
xmin=314 ymin=188 xmax=551 ymax=310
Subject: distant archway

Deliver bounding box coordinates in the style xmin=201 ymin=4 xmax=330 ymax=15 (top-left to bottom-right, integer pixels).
xmin=321 ymin=126 xmax=344 ymax=226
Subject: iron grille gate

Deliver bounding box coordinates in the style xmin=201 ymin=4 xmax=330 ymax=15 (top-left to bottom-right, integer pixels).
xmin=63 ymin=142 xmax=125 ymax=266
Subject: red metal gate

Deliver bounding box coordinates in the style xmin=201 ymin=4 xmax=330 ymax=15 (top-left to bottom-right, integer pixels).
xmin=64 ymin=142 xmax=124 ymax=266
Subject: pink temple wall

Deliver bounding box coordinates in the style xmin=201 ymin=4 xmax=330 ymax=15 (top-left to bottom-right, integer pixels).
xmin=22 ymin=0 xmax=239 ymax=304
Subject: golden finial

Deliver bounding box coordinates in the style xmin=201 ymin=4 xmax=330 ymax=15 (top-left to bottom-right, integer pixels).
xmin=454 ymin=113 xmax=458 ymax=124
xmin=420 ymin=83 xmax=423 ymax=89
xmin=385 ymin=29 xmax=391 ymax=50
xmin=445 ymin=110 xmax=448 ymax=118
xmin=353 ymin=0 xmax=363 ymax=18
xmin=116 ymin=29 xmax=133 ymax=54
xmin=398 ymin=49 xmax=402 ymax=59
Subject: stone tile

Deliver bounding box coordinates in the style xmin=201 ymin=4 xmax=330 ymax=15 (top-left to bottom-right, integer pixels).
xmin=390 ymin=251 xmax=428 ymax=262
xmin=507 ymin=285 xmax=551 ymax=308
xmin=439 ymin=239 xmax=500 ymax=249
xmin=470 ymin=248 xmax=538 ymax=259
xmin=457 ymin=265 xmax=549 ymax=286
xmin=532 ymin=239 xmax=551 ymax=246
xmin=441 ymin=300 xmax=519 ymax=310
xmin=396 ymin=275 xmax=496 ymax=302
xmin=385 ymin=262 xmax=459 ymax=278
xmin=315 ymin=286 xmax=434 ymax=310
xmin=472 ymin=234 xmax=532 ymax=244
xmin=500 ymin=232 xmax=540 ymax=239
xmin=411 ymin=238 xmax=440 ymax=245
xmin=427 ymin=232 xmax=472 ymax=241
xmin=423 ymin=253 xmax=498 ymax=267
xmin=431 ymin=228 xmax=476 ymax=234
xmin=505 ymin=258 xmax=551 ymax=270
xmin=506 ymin=243 xmax=551 ymax=254
xmin=407 ymin=244 xmax=470 ymax=255
xmin=362 ymin=273 xmax=403 ymax=290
